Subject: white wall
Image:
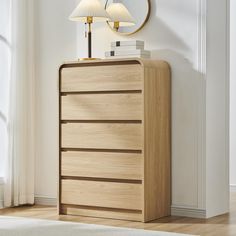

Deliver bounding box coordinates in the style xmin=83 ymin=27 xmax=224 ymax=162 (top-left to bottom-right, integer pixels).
xmin=34 ymin=0 xmax=77 ymax=199
xmin=230 ymin=0 xmax=236 ymax=192
xmin=34 ymin=0 xmax=229 ymax=218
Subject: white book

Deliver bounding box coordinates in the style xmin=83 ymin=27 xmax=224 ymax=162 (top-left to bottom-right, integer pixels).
xmin=105 ymin=54 xmax=151 ymax=59
xmin=111 ymin=40 xmax=144 ymax=47
xmin=105 ymin=50 xmax=150 ymax=57
xmin=111 ymin=45 xmax=144 ymax=51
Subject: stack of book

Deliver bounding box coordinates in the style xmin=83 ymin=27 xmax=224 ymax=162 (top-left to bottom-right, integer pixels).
xmin=105 ymin=40 xmax=151 ymax=59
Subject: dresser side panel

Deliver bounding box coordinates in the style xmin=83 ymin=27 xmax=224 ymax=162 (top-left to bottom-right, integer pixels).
xmin=143 ymin=62 xmax=171 ymax=221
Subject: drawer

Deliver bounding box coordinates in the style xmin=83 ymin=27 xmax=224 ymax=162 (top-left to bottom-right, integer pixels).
xmin=61 ymin=151 xmax=143 ymax=180
xmin=61 ymin=123 xmax=142 ymax=150
xmin=61 ymin=93 xmax=142 ymax=120
xmin=60 ymin=64 xmax=142 ymax=92
xmin=61 ymin=179 xmax=142 ymax=210
xmin=61 ymin=205 xmax=142 ymax=221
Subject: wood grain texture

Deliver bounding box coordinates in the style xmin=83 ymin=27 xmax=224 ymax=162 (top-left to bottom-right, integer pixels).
xmin=61 ymin=205 xmax=142 ymax=221
xmin=61 ymin=151 xmax=143 ymax=180
xmin=61 ymin=123 xmax=142 ymax=150
xmin=61 ymin=64 xmax=142 ymax=92
xmin=61 ymin=93 xmax=142 ymax=120
xmin=61 ymin=179 xmax=142 ymax=210
xmin=59 ymin=59 xmax=171 ymax=222
xmin=143 ymin=62 xmax=171 ymax=222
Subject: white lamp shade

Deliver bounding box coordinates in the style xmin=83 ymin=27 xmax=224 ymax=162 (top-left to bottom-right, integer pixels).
xmin=106 ymin=3 xmax=135 ymax=26
xmin=69 ymin=0 xmax=110 ymax=22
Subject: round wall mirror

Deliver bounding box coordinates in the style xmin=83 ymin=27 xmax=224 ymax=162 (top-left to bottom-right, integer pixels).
xmin=102 ymin=0 xmax=150 ymax=35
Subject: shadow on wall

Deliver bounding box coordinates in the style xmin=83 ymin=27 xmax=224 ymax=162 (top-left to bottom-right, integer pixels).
xmin=0 ymin=35 xmax=11 ymax=48
xmin=153 ymin=48 xmax=206 ymax=207
xmin=130 ymin=0 xmax=190 ymax=51
xmin=138 ymin=18 xmax=189 ymax=52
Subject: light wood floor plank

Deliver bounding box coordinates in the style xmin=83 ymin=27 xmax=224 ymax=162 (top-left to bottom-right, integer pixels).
xmin=0 ymin=193 xmax=236 ymax=236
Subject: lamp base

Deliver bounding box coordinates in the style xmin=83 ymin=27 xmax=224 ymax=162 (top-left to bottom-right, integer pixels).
xmin=79 ymin=58 xmax=101 ymax=61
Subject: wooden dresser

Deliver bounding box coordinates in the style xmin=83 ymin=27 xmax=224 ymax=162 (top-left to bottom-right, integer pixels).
xmin=58 ymin=58 xmax=171 ymax=222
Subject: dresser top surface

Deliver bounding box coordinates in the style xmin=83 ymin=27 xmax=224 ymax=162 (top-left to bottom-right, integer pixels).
xmin=60 ymin=58 xmax=169 ymax=71
xmin=63 ymin=58 xmax=146 ymax=65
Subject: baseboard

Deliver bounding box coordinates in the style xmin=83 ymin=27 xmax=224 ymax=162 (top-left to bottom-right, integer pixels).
xmin=171 ymin=206 xmax=206 ymax=218
xmin=34 ymin=196 xmax=57 ymax=206
xmin=230 ymin=184 xmax=236 ymax=192
xmin=35 ymin=195 xmax=208 ymax=218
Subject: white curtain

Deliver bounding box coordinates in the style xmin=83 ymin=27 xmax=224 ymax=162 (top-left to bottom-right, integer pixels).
xmin=4 ymin=0 xmax=35 ymax=207
xmin=0 ymin=0 xmax=11 ymax=182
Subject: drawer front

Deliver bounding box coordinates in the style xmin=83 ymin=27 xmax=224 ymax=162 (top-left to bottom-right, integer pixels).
xmin=61 ymin=64 xmax=142 ymax=92
xmin=61 ymin=205 xmax=142 ymax=221
xmin=61 ymin=179 xmax=142 ymax=210
xmin=61 ymin=93 xmax=142 ymax=120
xmin=61 ymin=123 xmax=142 ymax=150
xmin=61 ymin=151 xmax=143 ymax=180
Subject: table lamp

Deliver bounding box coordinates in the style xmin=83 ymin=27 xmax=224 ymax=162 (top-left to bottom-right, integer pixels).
xmin=106 ymin=3 xmax=135 ymax=32
xmin=69 ymin=0 xmax=110 ymax=59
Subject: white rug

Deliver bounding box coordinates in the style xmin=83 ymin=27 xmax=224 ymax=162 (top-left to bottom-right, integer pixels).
xmin=0 ymin=216 xmax=194 ymax=236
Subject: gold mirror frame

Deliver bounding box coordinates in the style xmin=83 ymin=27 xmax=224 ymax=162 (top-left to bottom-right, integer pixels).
xmin=105 ymin=0 xmax=151 ymax=35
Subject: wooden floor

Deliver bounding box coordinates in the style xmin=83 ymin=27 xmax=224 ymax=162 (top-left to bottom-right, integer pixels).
xmin=0 ymin=193 xmax=236 ymax=236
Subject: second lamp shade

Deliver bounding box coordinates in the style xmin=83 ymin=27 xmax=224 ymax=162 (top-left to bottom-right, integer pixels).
xmin=106 ymin=3 xmax=135 ymax=26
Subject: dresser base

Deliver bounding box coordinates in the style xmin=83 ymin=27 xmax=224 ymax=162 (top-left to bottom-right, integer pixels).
xmin=60 ymin=204 xmax=143 ymax=222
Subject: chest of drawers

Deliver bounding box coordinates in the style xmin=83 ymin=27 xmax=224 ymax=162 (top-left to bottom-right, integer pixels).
xmin=58 ymin=59 xmax=171 ymax=222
